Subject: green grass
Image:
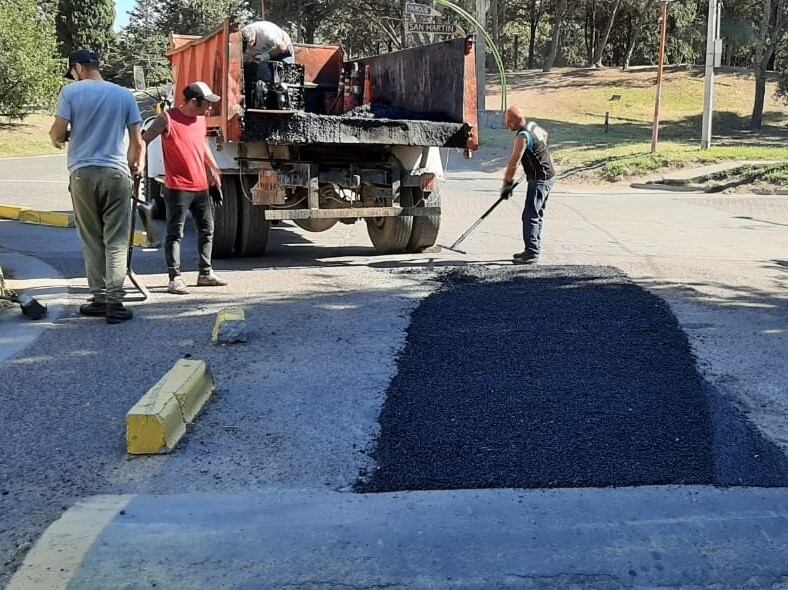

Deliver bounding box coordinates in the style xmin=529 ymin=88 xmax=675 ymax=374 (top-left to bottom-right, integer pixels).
xmin=485 ymin=67 xmax=788 ymax=184
xmin=0 ymin=114 xmax=60 ymax=158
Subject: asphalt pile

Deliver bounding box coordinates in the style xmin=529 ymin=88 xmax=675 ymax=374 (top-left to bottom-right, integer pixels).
xmin=345 ymin=104 xmax=452 ymax=122
xmin=358 ymin=266 xmax=788 ymax=492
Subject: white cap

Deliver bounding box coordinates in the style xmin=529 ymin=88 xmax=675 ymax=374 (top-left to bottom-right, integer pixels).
xmin=185 ymin=81 xmax=220 ymax=103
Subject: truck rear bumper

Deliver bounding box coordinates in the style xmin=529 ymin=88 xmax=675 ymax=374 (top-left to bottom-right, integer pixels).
xmin=264 ymin=206 xmax=440 ymax=221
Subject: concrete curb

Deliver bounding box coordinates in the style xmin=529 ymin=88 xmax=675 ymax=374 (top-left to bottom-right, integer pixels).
xmin=126 ymin=359 xmax=215 ymax=454
xmin=212 ymin=307 xmax=247 ymax=345
xmin=0 ymin=205 xmax=75 ymax=228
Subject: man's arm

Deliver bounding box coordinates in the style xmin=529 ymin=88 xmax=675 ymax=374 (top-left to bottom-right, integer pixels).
xmin=504 ymin=134 xmax=526 ymax=184
xmin=142 ymin=114 xmax=168 ymax=144
xmin=127 ymin=123 xmax=146 ymax=178
xmin=204 ymin=138 xmax=221 ymax=187
xmin=49 ymin=116 xmax=69 ymax=149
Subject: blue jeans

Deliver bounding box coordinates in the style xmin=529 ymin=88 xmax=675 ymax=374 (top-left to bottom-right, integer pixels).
xmin=522 ymin=177 xmax=556 ymax=255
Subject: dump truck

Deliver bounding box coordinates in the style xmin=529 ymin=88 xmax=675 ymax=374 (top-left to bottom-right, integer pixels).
xmin=144 ymin=18 xmax=479 ymax=257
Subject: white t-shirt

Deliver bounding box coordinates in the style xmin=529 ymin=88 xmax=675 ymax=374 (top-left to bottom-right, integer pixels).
xmin=242 ymin=21 xmax=291 ymax=53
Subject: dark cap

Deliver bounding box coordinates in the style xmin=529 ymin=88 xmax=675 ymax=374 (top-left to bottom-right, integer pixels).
xmin=183 ymin=81 xmax=221 ymax=103
xmin=65 ymin=49 xmax=100 ymax=79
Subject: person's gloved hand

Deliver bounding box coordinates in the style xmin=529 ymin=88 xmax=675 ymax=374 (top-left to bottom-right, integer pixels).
xmin=254 ymin=51 xmax=272 ymax=62
xmin=500 ymin=180 xmax=515 ymax=199
xmin=210 ymin=185 xmax=224 ymax=207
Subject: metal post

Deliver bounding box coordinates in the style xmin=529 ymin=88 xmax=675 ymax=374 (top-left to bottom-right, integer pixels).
xmin=475 ymin=0 xmax=490 ymax=113
xmin=701 ymin=0 xmax=717 ymax=149
xmin=651 ymin=1 xmax=669 ymax=154
xmin=260 ymin=0 xmax=265 ymax=19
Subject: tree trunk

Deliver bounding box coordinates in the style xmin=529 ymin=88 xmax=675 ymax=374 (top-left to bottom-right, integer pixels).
xmin=751 ymin=64 xmax=767 ymax=129
xmin=543 ymin=0 xmax=567 ymax=71
xmin=592 ymin=0 xmax=620 ymax=67
xmin=750 ymin=0 xmax=785 ymax=128
xmin=623 ymin=21 xmax=640 ymax=70
xmin=527 ymin=0 xmax=541 ymax=69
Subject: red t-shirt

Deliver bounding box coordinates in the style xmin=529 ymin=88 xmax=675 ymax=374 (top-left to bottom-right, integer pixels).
xmin=162 ymin=108 xmax=209 ymax=191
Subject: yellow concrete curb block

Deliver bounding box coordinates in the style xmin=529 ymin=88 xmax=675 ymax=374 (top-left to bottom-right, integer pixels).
xmin=0 ymin=205 xmax=25 ymax=220
xmin=126 ymin=359 xmax=215 ymax=454
xmin=18 ymin=209 xmax=76 ymax=228
xmin=212 ymin=307 xmax=247 ymax=345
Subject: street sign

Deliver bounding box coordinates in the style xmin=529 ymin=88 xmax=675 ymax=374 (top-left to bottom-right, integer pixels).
xmin=133 ymin=66 xmax=147 ymax=92
xmin=404 ymin=21 xmax=458 ymax=35
xmin=405 ymin=2 xmax=442 ymax=16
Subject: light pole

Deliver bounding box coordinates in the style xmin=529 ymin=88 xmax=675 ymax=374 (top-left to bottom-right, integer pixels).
xmin=701 ymin=0 xmax=722 ymax=149
xmin=651 ymin=0 xmax=673 ymax=154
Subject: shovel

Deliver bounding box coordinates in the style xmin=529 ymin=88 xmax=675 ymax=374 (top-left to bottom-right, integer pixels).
xmin=0 ymin=270 xmax=46 ymax=320
xmin=127 ymin=177 xmax=151 ymax=301
xmin=441 ymin=174 xmax=526 ymax=254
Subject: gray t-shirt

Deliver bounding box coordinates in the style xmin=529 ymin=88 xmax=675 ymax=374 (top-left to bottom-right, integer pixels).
xmin=55 ymin=80 xmax=142 ymax=174
xmin=242 ymin=21 xmax=292 ymax=53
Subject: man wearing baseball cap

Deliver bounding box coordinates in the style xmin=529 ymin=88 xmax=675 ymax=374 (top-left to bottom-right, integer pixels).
xmin=49 ymin=49 xmax=145 ymax=324
xmin=142 ymin=81 xmax=227 ymax=294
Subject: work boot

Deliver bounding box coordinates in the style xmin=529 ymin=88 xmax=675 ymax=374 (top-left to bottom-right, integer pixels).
xmin=106 ymin=302 xmax=133 ymax=324
xmin=79 ymin=300 xmax=107 ymax=317
xmin=168 ymin=276 xmax=189 ymax=295
xmin=197 ymin=272 xmax=228 ymax=287
xmin=513 ymin=251 xmax=539 ymax=265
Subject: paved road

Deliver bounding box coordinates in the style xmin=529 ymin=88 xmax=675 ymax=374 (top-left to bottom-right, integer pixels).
xmin=1 ymin=153 xmax=787 ymax=587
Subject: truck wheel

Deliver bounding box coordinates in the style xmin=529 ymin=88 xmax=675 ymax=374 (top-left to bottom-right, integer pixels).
xmin=212 ymin=175 xmax=240 ymax=258
xmin=404 ymin=187 xmax=441 ymax=252
xmin=237 ymin=176 xmax=271 ymax=257
xmin=366 ymin=215 xmax=413 ymax=253
xmin=145 ymin=177 xmax=165 ymax=220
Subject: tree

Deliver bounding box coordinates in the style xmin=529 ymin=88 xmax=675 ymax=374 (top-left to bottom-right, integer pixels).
xmin=751 ymin=0 xmax=786 ymax=128
xmin=104 ymin=0 xmax=170 ymax=88
xmin=543 ymin=0 xmax=568 ymax=71
xmin=158 ymin=0 xmax=252 ymax=37
xmin=591 ymin=0 xmax=620 ymax=67
xmin=0 ymin=0 xmax=62 ymax=117
xmin=56 ymin=0 xmax=115 ymax=57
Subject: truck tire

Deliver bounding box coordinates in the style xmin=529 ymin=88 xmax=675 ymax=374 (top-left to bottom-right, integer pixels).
xmin=212 ymin=175 xmax=240 ymax=258
xmin=366 ymin=215 xmax=413 ymax=253
xmin=145 ymin=177 xmax=166 ymax=220
xmin=237 ymin=176 xmax=271 ymax=257
xmin=404 ymin=187 xmax=441 ymax=252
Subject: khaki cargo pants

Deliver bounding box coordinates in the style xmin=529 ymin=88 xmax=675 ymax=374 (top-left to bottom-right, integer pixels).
xmin=69 ymin=166 xmax=132 ymax=304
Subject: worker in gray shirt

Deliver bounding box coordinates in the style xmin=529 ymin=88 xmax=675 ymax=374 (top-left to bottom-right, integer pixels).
xmin=49 ymin=50 xmax=145 ymax=324
xmin=241 ymin=21 xmax=295 ymax=63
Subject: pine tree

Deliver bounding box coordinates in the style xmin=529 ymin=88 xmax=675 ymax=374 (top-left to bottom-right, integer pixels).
xmin=56 ymin=0 xmax=115 ymax=57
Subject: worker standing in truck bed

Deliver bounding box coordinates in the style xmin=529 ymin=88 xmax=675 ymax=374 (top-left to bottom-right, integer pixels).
xmin=241 ymin=21 xmax=295 ymax=64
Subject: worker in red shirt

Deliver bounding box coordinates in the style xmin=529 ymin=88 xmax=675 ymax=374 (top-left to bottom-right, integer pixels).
xmin=143 ymin=82 xmax=228 ymax=294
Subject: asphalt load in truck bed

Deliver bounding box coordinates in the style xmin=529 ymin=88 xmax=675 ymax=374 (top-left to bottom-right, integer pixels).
xmin=357 ymin=266 xmax=788 ymax=492
xmin=244 ymin=110 xmax=471 ymax=147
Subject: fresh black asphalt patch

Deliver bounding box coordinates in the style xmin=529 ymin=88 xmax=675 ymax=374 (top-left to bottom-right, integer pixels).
xmin=358 ymin=266 xmax=788 ymax=492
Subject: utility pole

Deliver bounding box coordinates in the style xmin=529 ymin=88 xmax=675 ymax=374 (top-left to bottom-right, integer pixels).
xmin=651 ymin=0 xmax=670 ymax=154
xmin=701 ymin=0 xmax=720 ymax=149
xmin=475 ymin=0 xmax=490 ymax=113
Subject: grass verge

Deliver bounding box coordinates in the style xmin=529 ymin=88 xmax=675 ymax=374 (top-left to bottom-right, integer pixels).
xmin=0 ymin=114 xmax=60 ymax=159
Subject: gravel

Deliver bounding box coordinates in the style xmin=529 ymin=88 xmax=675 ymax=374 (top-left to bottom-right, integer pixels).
xmin=358 ymin=265 xmax=788 ymax=492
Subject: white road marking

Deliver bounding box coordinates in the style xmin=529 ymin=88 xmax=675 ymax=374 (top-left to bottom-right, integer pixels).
xmin=6 ymin=495 xmax=133 ymax=590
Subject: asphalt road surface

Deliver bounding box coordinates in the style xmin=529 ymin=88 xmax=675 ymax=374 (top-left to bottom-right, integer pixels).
xmin=1 ymin=153 xmax=788 ymax=588
xmin=360 ymin=266 xmax=788 ymax=492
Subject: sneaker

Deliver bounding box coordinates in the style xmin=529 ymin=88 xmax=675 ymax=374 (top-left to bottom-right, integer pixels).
xmin=513 ymin=251 xmax=539 ymax=265
xmin=197 ymin=272 xmax=228 ymax=287
xmin=106 ymin=302 xmax=133 ymax=324
xmin=79 ymin=301 xmax=107 ymax=317
xmin=168 ymin=277 xmax=189 ymax=295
